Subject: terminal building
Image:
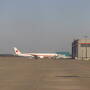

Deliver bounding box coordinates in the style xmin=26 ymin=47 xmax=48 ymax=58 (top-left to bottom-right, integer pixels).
xmin=72 ymin=39 xmax=90 ymax=60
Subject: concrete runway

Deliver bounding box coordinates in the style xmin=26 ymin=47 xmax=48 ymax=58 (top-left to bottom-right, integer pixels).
xmin=0 ymin=57 xmax=90 ymax=90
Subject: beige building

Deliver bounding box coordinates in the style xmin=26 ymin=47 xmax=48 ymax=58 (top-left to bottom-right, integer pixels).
xmin=72 ymin=39 xmax=90 ymax=60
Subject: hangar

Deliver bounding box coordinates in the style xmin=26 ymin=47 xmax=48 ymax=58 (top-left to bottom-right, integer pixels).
xmin=72 ymin=39 xmax=90 ymax=60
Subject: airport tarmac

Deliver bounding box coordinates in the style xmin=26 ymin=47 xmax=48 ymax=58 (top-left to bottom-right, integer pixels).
xmin=0 ymin=57 xmax=90 ymax=90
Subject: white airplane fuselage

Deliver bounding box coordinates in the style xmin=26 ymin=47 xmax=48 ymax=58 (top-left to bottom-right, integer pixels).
xmin=29 ymin=53 xmax=58 ymax=58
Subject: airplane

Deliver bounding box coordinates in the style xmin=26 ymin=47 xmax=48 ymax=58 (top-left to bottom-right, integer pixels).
xmin=14 ymin=47 xmax=58 ymax=59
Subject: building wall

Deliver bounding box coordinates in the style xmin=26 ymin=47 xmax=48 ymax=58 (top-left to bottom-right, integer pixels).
xmin=72 ymin=39 xmax=90 ymax=60
xmin=72 ymin=40 xmax=78 ymax=59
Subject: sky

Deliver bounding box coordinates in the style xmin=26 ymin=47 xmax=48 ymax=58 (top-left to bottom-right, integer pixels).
xmin=0 ymin=0 xmax=90 ymax=54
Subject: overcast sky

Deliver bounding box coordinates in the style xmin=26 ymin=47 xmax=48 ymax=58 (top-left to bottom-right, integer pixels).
xmin=0 ymin=0 xmax=90 ymax=54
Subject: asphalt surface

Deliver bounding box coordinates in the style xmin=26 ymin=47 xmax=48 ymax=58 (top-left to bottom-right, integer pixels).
xmin=0 ymin=57 xmax=90 ymax=90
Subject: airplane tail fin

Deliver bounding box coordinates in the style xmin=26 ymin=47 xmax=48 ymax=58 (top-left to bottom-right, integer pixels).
xmin=14 ymin=47 xmax=22 ymax=55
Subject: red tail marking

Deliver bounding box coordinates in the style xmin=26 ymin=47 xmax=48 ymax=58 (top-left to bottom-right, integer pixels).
xmin=16 ymin=50 xmax=19 ymax=52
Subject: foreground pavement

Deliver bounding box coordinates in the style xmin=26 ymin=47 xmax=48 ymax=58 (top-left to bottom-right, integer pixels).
xmin=0 ymin=57 xmax=90 ymax=90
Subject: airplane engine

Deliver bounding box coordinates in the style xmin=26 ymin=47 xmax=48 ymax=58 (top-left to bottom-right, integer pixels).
xmin=39 ymin=56 xmax=44 ymax=59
